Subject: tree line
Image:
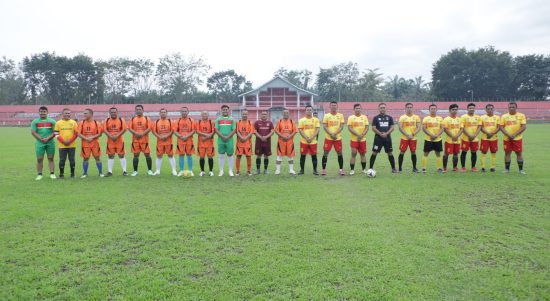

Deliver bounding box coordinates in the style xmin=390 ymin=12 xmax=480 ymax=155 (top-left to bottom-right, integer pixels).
xmin=0 ymin=46 xmax=548 ymax=105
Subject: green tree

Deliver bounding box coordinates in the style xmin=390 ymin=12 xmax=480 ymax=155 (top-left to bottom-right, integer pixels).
xmin=0 ymin=56 xmax=27 ymax=104
xmin=315 ymin=62 xmax=359 ymax=101
xmin=512 ymin=54 xmax=550 ymax=100
xmin=273 ymin=68 xmax=313 ymax=90
xmin=207 ymin=69 xmax=252 ymax=101
xmin=156 ymin=53 xmax=210 ymax=102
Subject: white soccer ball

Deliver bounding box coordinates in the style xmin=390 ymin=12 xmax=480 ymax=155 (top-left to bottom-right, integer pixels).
xmin=182 ymin=170 xmax=192 ymax=178
xmin=367 ymin=169 xmax=376 ymax=178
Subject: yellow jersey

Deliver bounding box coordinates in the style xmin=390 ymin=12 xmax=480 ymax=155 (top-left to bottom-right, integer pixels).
xmin=323 ymin=112 xmax=345 ymax=141
xmin=398 ymin=114 xmax=421 ymax=140
xmin=422 ymin=115 xmax=443 ymax=142
xmin=54 ymin=119 xmax=78 ymax=148
xmin=298 ymin=117 xmax=320 ymax=144
xmin=500 ymin=112 xmax=527 ymax=141
xmin=443 ymin=116 xmax=463 ymax=144
xmin=460 ymin=114 xmax=482 ymax=141
xmin=480 ymin=114 xmax=500 ymax=141
xmin=347 ymin=114 xmax=369 ymax=142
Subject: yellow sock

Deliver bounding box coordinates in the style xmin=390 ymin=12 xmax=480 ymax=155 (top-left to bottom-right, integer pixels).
xmin=480 ymin=153 xmax=486 ymax=169
xmin=422 ymin=155 xmax=428 ymax=169
xmin=436 ymin=156 xmax=443 ymax=169
xmin=490 ymin=153 xmax=496 ymax=169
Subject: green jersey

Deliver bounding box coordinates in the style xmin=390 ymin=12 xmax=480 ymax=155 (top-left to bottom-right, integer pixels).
xmin=215 ymin=116 xmax=236 ymax=137
xmin=31 ymin=117 xmax=56 ymax=143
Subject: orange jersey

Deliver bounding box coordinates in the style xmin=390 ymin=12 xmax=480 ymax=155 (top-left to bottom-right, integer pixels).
xmin=196 ymin=119 xmax=215 ymax=147
xmin=175 ymin=117 xmax=195 ymax=145
xmin=128 ymin=115 xmax=152 ymax=143
xmin=103 ymin=117 xmax=127 ymax=144
xmin=152 ymin=118 xmax=174 ymax=145
xmin=236 ymin=120 xmax=255 ymax=148
xmin=78 ymin=119 xmax=103 ymax=147
xmin=275 ymin=119 xmax=297 ymax=142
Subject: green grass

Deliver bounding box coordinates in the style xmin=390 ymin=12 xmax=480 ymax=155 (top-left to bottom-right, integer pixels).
xmin=1 ymin=125 xmax=549 ymax=300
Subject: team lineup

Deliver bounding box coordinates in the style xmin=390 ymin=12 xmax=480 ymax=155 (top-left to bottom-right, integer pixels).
xmin=30 ymin=101 xmax=527 ymax=180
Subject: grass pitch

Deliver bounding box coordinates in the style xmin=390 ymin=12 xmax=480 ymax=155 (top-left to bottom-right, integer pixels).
xmin=1 ymin=125 xmax=549 ymax=300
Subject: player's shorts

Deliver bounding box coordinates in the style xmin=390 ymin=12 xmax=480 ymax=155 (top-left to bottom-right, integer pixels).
xmin=300 ymin=143 xmax=317 ymax=155
xmin=504 ymin=139 xmax=522 ymax=153
xmin=372 ymin=136 xmax=393 ymax=153
xmin=35 ymin=141 xmax=55 ymax=157
xmin=399 ymin=139 xmax=417 ymax=153
xmin=106 ymin=141 xmax=125 ymax=156
xmin=176 ymin=143 xmax=195 ymax=155
xmin=156 ymin=144 xmax=174 ymax=157
xmin=350 ymin=140 xmax=367 ymax=155
xmin=277 ymin=140 xmax=295 ymax=157
xmin=81 ymin=145 xmax=101 ymax=159
xmin=480 ymin=140 xmax=498 ymax=153
xmin=131 ymin=142 xmax=150 ymax=154
xmin=423 ymin=141 xmax=442 ymax=153
xmin=218 ymin=141 xmax=234 ymax=156
xmin=198 ymin=146 xmax=215 ymax=157
xmin=461 ymin=140 xmax=479 ymax=152
xmin=255 ymin=141 xmax=272 ymax=156
xmin=236 ymin=145 xmax=253 ymax=156
xmin=323 ymin=139 xmax=343 ymax=153
xmin=444 ymin=142 xmax=461 ymax=155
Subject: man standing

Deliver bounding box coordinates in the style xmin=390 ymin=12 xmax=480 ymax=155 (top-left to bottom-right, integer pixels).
xmin=460 ymin=103 xmax=482 ymax=172
xmin=369 ymin=103 xmax=397 ymax=173
xmin=151 ymin=108 xmax=177 ymax=176
xmin=321 ymin=101 xmax=346 ymax=176
xmin=76 ymin=109 xmax=104 ymax=178
xmin=103 ymin=107 xmax=128 ymax=176
xmin=298 ymin=105 xmax=320 ymax=175
xmin=54 ymin=108 xmax=78 ymax=178
xmin=127 ymin=105 xmax=153 ymax=176
xmin=31 ymin=106 xmax=57 ymax=180
xmin=421 ymin=104 xmax=444 ymax=173
xmin=196 ymin=111 xmax=216 ymax=176
xmin=235 ymin=109 xmax=255 ymax=176
xmin=442 ymin=104 xmax=463 ymax=172
xmin=347 ymin=103 xmax=369 ymax=175
xmin=254 ymin=110 xmax=275 ymax=175
xmin=214 ymin=105 xmax=237 ymax=177
xmin=500 ymin=102 xmax=527 ymax=174
xmin=398 ymin=103 xmax=421 ymax=172
xmin=274 ymin=108 xmax=297 ymax=175
xmin=479 ymin=104 xmax=500 ymax=172
xmin=174 ymin=107 xmax=196 ymax=176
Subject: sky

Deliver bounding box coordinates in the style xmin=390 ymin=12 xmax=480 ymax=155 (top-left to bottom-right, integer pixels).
xmin=1 ymin=0 xmax=549 ymax=87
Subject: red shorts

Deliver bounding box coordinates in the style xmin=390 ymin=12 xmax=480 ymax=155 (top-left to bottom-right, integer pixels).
xmin=198 ymin=146 xmax=215 ymax=157
xmin=461 ymin=140 xmax=479 ymax=152
xmin=444 ymin=142 xmax=461 ymax=155
xmin=399 ymin=139 xmax=417 ymax=153
xmin=480 ymin=140 xmax=498 ymax=153
xmin=300 ymin=143 xmax=318 ymax=155
xmin=504 ymin=139 xmax=523 ymax=153
xmin=176 ymin=143 xmax=195 ymax=155
xmin=81 ymin=146 xmax=101 ymax=159
xmin=350 ymin=140 xmax=367 ymax=155
xmin=131 ymin=142 xmax=150 ymax=154
xmin=156 ymin=144 xmax=174 ymax=157
xmin=277 ymin=140 xmax=295 ymax=157
xmin=106 ymin=141 xmax=125 ymax=155
xmin=236 ymin=145 xmax=253 ymax=156
xmin=323 ymin=139 xmax=343 ymax=152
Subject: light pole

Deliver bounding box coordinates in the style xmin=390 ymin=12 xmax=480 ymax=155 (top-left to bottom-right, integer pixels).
xmin=468 ymin=90 xmax=474 ymax=102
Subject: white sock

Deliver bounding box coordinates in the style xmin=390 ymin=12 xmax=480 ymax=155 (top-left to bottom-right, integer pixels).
xmin=227 ymin=156 xmax=234 ymax=172
xmin=219 ymin=154 xmax=225 ymax=172
xmin=168 ymin=156 xmax=177 ymax=172
xmin=108 ymin=158 xmax=114 ymax=173
xmin=120 ymin=157 xmax=127 ymax=172
xmin=156 ymin=157 xmax=163 ymax=172
xmin=289 ymin=160 xmax=294 ymax=172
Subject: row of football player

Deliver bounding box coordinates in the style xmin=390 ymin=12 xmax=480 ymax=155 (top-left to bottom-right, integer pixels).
xmin=30 ymin=101 xmax=526 ymax=180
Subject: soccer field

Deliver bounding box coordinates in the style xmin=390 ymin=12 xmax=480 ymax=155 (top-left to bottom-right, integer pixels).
xmin=1 ymin=125 xmax=549 ymax=300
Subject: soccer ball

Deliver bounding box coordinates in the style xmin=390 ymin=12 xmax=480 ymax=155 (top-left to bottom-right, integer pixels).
xmin=182 ymin=170 xmax=192 ymax=178
xmin=366 ymin=169 xmax=376 ymax=178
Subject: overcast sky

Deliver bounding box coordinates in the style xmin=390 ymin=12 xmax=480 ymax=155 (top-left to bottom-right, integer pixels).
xmin=1 ymin=0 xmax=549 ymax=87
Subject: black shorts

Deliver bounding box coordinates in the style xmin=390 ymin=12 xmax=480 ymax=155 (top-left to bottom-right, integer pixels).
xmin=423 ymin=141 xmax=443 ymax=153
xmin=372 ymin=136 xmax=393 ymax=153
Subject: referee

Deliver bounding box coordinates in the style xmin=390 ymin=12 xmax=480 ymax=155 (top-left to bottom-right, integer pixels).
xmin=369 ymin=103 xmax=397 ymax=173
